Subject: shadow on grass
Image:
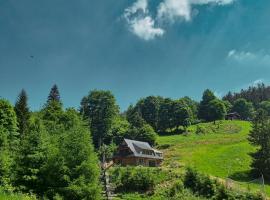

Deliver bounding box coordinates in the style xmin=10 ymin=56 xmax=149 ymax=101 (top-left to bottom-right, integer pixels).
xmin=229 ymin=170 xmax=253 ymax=182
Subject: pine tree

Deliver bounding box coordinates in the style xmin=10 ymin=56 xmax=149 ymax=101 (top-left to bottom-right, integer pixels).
xmin=42 ymin=85 xmax=63 ymax=127
xmin=0 ymin=99 xmax=18 ymax=190
xmin=14 ymin=117 xmax=48 ymax=194
xmin=249 ymin=109 xmax=270 ymax=180
xmin=15 ymin=89 xmax=30 ymax=136
xmin=47 ymin=84 xmax=61 ymax=104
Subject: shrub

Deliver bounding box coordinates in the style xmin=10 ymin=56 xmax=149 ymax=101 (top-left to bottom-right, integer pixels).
xmin=184 ymin=168 xmax=265 ymax=200
xmin=184 ymin=168 xmax=216 ymax=198
xmin=110 ymin=167 xmax=167 ymax=193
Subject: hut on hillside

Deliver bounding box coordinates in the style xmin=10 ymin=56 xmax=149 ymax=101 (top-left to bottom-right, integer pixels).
xmin=226 ymin=112 xmax=241 ymax=120
xmin=113 ymin=139 xmax=163 ymax=167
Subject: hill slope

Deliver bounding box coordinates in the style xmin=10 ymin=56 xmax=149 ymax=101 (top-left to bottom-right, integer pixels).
xmin=157 ymin=120 xmax=270 ymax=196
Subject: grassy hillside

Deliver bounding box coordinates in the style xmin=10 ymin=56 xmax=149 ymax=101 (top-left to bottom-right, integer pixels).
xmin=157 ymin=120 xmax=270 ymax=196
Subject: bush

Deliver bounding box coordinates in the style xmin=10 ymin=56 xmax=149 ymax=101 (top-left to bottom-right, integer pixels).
xmin=110 ymin=167 xmax=167 ymax=193
xmin=184 ymin=168 xmax=216 ymax=198
xmin=184 ymin=168 xmax=265 ymax=200
xmin=195 ymin=125 xmax=207 ymax=135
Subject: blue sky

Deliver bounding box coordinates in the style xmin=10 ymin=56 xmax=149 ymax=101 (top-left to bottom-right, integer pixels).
xmin=0 ymin=0 xmax=270 ymax=111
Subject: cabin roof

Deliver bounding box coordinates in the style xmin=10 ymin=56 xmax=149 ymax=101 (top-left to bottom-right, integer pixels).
xmin=121 ymin=139 xmax=163 ymax=160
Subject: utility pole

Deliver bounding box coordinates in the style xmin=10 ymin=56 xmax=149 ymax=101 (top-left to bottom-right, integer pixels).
xmin=261 ymin=173 xmax=266 ymax=200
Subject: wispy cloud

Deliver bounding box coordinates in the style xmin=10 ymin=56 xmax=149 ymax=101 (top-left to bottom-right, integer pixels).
xmin=124 ymin=0 xmax=235 ymax=40
xmin=227 ymin=49 xmax=270 ymax=64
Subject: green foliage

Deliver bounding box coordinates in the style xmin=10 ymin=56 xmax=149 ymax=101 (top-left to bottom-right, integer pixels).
xmin=110 ymin=167 xmax=167 ymax=193
xmin=249 ymin=109 xmax=270 ymax=180
xmin=40 ymin=109 xmax=101 ymax=199
xmin=126 ymin=105 xmax=146 ymax=128
xmin=208 ymin=99 xmax=227 ymax=122
xmin=157 ymin=98 xmax=174 ymax=133
xmin=126 ymin=123 xmax=157 ymax=146
xmin=157 ymin=120 xmax=270 ymax=195
xmin=47 ymin=84 xmax=61 ymax=104
xmin=0 ymin=187 xmax=36 ymax=200
xmin=135 ymin=96 xmax=162 ymax=131
xmin=128 ymin=96 xmax=196 ymax=135
xmin=179 ymin=96 xmax=199 ymax=120
xmin=14 ymin=117 xmax=47 ymax=194
xmin=232 ymin=98 xmax=254 ymax=120
xmin=106 ymin=116 xmax=131 ymax=145
xmin=12 ymin=95 xmax=101 ymax=199
xmin=171 ymin=100 xmax=193 ymax=130
xmin=223 ymin=100 xmax=232 ymax=113
xmin=0 ymin=99 xmax=18 ymax=140
xmin=258 ymin=101 xmax=270 ymax=116
xmin=198 ymin=89 xmax=217 ymax=122
xmin=184 ymin=168 xmax=264 ymax=200
xmin=184 ymin=168 xmax=217 ymax=198
xmin=0 ymin=127 xmax=13 ymax=191
xmin=15 ymin=89 xmax=30 ymax=136
xmin=223 ymin=83 xmax=270 ymax=107
xmin=0 ymin=99 xmax=18 ymax=191
xmin=81 ymin=90 xmax=119 ymax=148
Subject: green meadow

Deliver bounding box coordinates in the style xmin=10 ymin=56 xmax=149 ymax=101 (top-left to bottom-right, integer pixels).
xmin=157 ymin=120 xmax=270 ymax=196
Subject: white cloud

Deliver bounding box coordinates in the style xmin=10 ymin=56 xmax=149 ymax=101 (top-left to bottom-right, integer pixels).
xmin=157 ymin=0 xmax=191 ymax=22
xmin=157 ymin=0 xmax=234 ymax=22
xmin=129 ymin=17 xmax=165 ymax=40
xmin=252 ymin=79 xmax=264 ymax=86
xmin=227 ymin=49 xmax=270 ymax=64
xmin=124 ymin=0 xmax=236 ymax=40
xmin=124 ymin=0 xmax=165 ymax=40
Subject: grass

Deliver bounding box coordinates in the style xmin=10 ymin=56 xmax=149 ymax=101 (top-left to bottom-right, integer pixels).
xmin=157 ymin=120 xmax=270 ymax=196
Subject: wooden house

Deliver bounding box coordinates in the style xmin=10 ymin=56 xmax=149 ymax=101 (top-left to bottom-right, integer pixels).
xmin=113 ymin=139 xmax=163 ymax=167
xmin=226 ymin=112 xmax=241 ymax=120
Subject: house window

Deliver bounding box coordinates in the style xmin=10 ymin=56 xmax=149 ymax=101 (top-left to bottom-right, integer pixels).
xmin=138 ymin=158 xmax=144 ymax=165
xmin=149 ymin=160 xmax=156 ymax=167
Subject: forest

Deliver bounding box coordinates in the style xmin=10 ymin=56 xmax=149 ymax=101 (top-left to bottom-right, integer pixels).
xmin=1 ymin=83 xmax=270 ymax=199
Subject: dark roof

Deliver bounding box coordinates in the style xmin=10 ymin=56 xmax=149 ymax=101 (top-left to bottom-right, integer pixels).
xmin=122 ymin=139 xmax=163 ymax=160
xmin=226 ymin=112 xmax=240 ymax=117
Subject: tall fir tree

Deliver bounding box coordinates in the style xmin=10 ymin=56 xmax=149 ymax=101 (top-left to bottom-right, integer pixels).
xmin=47 ymin=84 xmax=61 ymax=104
xmin=249 ymin=109 xmax=270 ymax=180
xmin=15 ymin=89 xmax=30 ymax=136
xmin=42 ymin=85 xmax=63 ymax=130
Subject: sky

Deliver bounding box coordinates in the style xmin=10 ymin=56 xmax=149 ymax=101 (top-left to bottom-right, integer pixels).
xmin=0 ymin=0 xmax=270 ymax=111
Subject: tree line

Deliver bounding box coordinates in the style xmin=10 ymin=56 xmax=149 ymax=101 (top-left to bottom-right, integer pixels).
xmin=1 ymin=83 xmax=270 ymax=199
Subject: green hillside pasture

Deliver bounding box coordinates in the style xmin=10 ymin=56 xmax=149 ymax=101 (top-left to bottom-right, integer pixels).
xmin=157 ymin=120 xmax=270 ymax=196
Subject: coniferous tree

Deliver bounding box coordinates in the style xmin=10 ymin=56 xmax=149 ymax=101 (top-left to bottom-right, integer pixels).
xmin=47 ymin=84 xmax=61 ymax=104
xmin=42 ymin=85 xmax=63 ymax=128
xmin=14 ymin=117 xmax=48 ymax=194
xmin=249 ymin=109 xmax=270 ymax=180
xmin=0 ymin=99 xmax=18 ymax=190
xmin=15 ymin=89 xmax=30 ymax=136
